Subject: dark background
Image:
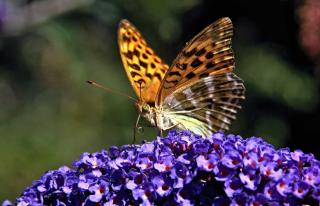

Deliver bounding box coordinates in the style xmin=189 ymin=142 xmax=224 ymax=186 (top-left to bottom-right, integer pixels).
xmin=1 ymin=0 xmax=319 ymax=201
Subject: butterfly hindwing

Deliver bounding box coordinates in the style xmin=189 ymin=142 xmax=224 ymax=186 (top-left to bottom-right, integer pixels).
xmin=118 ymin=20 xmax=169 ymax=104
xmin=162 ymin=73 xmax=245 ymax=136
xmin=157 ymin=17 xmax=234 ymax=104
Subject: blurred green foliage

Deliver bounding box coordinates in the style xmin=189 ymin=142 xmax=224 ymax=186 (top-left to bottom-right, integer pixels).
xmin=1 ymin=0 xmax=319 ymax=201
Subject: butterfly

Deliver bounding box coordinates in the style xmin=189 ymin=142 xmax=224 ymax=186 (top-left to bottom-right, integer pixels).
xmin=118 ymin=17 xmax=245 ymax=139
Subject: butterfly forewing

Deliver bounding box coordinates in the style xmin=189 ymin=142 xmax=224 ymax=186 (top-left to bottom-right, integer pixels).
xmin=156 ymin=17 xmax=234 ymax=104
xmin=118 ymin=20 xmax=169 ymax=104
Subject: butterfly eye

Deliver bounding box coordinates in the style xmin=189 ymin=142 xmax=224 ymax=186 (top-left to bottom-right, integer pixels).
xmin=142 ymin=104 xmax=149 ymax=113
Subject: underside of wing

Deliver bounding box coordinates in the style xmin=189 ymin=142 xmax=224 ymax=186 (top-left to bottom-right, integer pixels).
xmin=118 ymin=20 xmax=169 ymax=104
xmin=162 ymin=73 xmax=245 ymax=137
xmin=157 ymin=17 xmax=234 ymax=104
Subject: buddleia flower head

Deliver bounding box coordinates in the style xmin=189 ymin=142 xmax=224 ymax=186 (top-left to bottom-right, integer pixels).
xmin=3 ymin=130 xmax=320 ymax=205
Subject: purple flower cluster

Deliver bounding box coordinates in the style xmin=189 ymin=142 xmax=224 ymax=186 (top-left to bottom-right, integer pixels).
xmin=4 ymin=130 xmax=320 ymax=205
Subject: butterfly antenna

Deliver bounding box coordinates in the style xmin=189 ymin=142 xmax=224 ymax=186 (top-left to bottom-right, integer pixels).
xmin=87 ymin=80 xmax=137 ymax=102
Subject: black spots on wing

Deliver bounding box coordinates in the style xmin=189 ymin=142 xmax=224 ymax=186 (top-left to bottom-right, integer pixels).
xmin=224 ymin=58 xmax=235 ymax=65
xmin=125 ymin=30 xmax=131 ymax=36
xmin=122 ymin=34 xmax=130 ymax=42
xmin=151 ymin=62 xmax=156 ymax=69
xmin=168 ymin=71 xmax=181 ymax=77
xmin=205 ymin=52 xmax=214 ymax=59
xmin=132 ymin=64 xmax=141 ymax=71
xmin=138 ymin=79 xmax=145 ymax=85
xmin=206 ymin=59 xmax=234 ymax=70
xmin=124 ymin=52 xmax=133 ymax=59
xmin=186 ymin=72 xmax=196 ymax=79
xmin=164 ymin=80 xmax=179 ymax=88
xmin=139 ymin=59 xmax=148 ymax=69
xmin=140 ymin=39 xmax=147 ymax=46
xmin=123 ymin=49 xmax=140 ymax=60
xmin=133 ymin=49 xmax=140 ymax=57
xmin=146 ymin=72 xmax=152 ymax=80
xmin=132 ymin=36 xmax=138 ymax=42
xmin=183 ymin=47 xmax=197 ymax=57
xmin=136 ymin=79 xmax=146 ymax=88
xmin=176 ymin=63 xmax=187 ymax=70
xmin=206 ymin=62 xmax=215 ymax=69
xmin=191 ymin=58 xmax=203 ymax=68
xmin=215 ymin=50 xmax=232 ymax=58
xmin=205 ymin=57 xmax=234 ymax=71
xmin=182 ymin=63 xmax=187 ymax=70
xmin=213 ymin=65 xmax=227 ymax=73
xmin=128 ymin=62 xmax=141 ymax=71
xmin=166 ymin=80 xmax=179 ymax=84
xmin=154 ymin=57 xmax=161 ymax=63
xmin=211 ymin=59 xmax=235 ymax=71
xmin=146 ymin=49 xmax=152 ymax=55
xmin=195 ymin=48 xmax=206 ymax=56
xmin=199 ymin=73 xmax=209 ymax=78
xmin=142 ymin=53 xmax=148 ymax=59
xmin=154 ymin=72 xmax=162 ymax=81
xmin=130 ymin=71 xmax=142 ymax=78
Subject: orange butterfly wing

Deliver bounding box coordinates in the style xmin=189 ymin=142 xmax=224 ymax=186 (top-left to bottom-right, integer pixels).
xmin=156 ymin=17 xmax=235 ymax=105
xmin=118 ymin=20 xmax=169 ymax=104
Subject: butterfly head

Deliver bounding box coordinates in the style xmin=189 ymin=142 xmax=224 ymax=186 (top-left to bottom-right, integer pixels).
xmin=137 ymin=102 xmax=151 ymax=115
xmin=137 ymin=101 xmax=157 ymax=125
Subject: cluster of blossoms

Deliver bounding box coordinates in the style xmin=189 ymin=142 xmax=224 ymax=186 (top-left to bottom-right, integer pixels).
xmin=4 ymin=130 xmax=320 ymax=205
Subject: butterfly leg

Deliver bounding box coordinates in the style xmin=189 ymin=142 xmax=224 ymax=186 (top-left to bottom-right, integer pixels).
xmin=168 ymin=123 xmax=180 ymax=130
xmin=159 ymin=129 xmax=163 ymax=137
xmin=158 ymin=123 xmax=180 ymax=137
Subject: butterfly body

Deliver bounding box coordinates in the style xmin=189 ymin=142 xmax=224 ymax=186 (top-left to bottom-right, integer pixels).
xmin=119 ymin=18 xmax=245 ymax=138
xmin=137 ymin=102 xmax=176 ymax=131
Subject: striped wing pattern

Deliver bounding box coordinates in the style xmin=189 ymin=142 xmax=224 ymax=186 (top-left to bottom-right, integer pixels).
xmin=118 ymin=20 xmax=169 ymax=104
xmin=162 ymin=73 xmax=245 ymax=136
xmin=157 ymin=17 xmax=234 ymax=104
